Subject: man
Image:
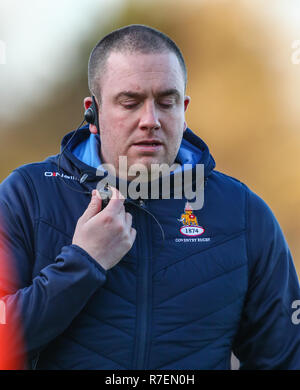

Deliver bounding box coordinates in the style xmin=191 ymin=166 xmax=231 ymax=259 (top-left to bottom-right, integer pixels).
xmin=0 ymin=24 xmax=299 ymax=370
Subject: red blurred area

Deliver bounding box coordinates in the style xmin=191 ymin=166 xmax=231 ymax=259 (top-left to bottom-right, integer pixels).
xmin=0 ymin=222 xmax=25 ymax=370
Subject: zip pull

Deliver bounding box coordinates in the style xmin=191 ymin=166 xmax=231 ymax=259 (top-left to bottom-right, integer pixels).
xmin=138 ymin=198 xmax=146 ymax=207
xmin=80 ymin=173 xmax=89 ymax=184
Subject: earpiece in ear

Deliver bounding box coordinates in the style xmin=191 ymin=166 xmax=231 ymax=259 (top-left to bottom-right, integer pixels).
xmin=84 ymin=95 xmax=100 ymax=135
xmin=84 ymin=106 xmax=95 ymax=124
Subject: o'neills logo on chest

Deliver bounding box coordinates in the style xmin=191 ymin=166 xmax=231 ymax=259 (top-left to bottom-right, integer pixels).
xmin=44 ymin=172 xmax=79 ymax=181
xmin=178 ymin=202 xmax=205 ymax=237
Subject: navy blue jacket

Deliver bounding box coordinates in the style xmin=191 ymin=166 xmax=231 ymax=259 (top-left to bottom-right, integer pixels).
xmin=0 ymin=125 xmax=299 ymax=369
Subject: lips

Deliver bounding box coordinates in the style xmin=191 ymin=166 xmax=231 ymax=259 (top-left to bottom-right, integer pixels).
xmin=132 ymin=139 xmax=163 ymax=153
xmin=133 ymin=139 xmax=163 ymax=146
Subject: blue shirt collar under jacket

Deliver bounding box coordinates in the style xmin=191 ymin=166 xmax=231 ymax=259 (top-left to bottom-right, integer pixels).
xmin=72 ymin=133 xmax=102 ymax=169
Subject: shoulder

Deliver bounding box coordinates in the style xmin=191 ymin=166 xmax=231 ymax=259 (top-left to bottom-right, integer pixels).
xmin=205 ymin=170 xmax=248 ymax=218
xmin=1 ymin=155 xmax=59 ymax=191
xmin=206 ymin=169 xmax=281 ymax=242
xmin=209 ymin=169 xmax=273 ymax=215
xmin=209 ymin=169 xmax=247 ymax=195
xmin=13 ymin=155 xmax=59 ymax=179
xmin=0 ymin=156 xmax=59 ymax=215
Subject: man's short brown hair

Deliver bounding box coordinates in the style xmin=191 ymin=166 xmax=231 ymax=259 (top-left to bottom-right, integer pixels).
xmin=88 ymin=24 xmax=187 ymax=103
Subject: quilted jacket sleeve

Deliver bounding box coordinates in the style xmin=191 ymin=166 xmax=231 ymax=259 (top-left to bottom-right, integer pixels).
xmin=232 ymin=187 xmax=300 ymax=369
xmin=0 ymin=170 xmax=107 ymax=367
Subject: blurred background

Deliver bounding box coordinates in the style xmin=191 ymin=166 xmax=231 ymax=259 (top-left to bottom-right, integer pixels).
xmin=0 ymin=0 xmax=299 ymax=274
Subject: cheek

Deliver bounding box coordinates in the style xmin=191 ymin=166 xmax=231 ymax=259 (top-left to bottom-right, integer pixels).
xmin=99 ymin=118 xmax=129 ymax=156
xmin=166 ymin=119 xmax=185 ymax=141
xmin=100 ymin=108 xmax=132 ymax=135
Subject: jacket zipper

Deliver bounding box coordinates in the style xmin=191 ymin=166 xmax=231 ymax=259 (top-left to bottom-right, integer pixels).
xmin=133 ymin=199 xmax=152 ymax=369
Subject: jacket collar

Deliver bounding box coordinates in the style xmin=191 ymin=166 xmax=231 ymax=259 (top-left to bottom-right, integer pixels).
xmin=56 ymin=124 xmax=216 ymax=196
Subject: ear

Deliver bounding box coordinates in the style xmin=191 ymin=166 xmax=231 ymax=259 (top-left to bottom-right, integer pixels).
xmin=83 ymin=96 xmax=98 ymax=135
xmin=184 ymin=95 xmax=190 ymax=112
xmin=183 ymin=95 xmax=191 ymax=132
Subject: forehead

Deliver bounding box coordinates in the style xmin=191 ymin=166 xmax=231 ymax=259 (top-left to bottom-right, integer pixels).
xmin=101 ymin=51 xmax=185 ymax=95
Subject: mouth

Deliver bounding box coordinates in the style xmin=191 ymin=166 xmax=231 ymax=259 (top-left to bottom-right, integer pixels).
xmin=132 ymin=140 xmax=163 ymax=152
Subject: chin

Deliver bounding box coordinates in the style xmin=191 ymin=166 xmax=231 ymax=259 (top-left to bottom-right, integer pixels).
xmin=139 ymin=158 xmax=166 ymax=170
xmin=127 ymin=153 xmax=175 ymax=174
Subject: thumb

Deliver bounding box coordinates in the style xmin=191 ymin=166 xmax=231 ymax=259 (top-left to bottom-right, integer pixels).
xmin=80 ymin=190 xmax=102 ymax=223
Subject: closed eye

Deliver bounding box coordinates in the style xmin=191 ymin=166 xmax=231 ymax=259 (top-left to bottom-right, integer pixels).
xmin=159 ymin=103 xmax=174 ymax=109
xmin=122 ymin=102 xmax=139 ymax=109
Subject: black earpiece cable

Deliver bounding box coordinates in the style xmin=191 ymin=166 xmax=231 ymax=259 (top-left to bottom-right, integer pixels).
xmin=56 ymin=95 xmax=100 ymax=195
xmin=57 ymin=118 xmax=91 ymax=195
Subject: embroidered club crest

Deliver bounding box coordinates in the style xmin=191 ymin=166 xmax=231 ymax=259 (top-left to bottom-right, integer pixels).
xmin=178 ymin=202 xmax=205 ymax=237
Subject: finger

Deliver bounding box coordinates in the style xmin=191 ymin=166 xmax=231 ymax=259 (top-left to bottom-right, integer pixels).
xmin=125 ymin=212 xmax=133 ymax=227
xmin=80 ymin=190 xmax=102 ymax=223
xmin=104 ymin=186 xmax=125 ymax=214
xmin=130 ymin=227 xmax=137 ymax=243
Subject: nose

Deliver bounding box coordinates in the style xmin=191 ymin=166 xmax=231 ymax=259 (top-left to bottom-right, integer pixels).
xmin=139 ymin=101 xmax=161 ymax=131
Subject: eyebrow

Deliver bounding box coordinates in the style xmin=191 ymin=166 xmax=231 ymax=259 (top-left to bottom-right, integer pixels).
xmin=114 ymin=88 xmax=181 ymax=101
